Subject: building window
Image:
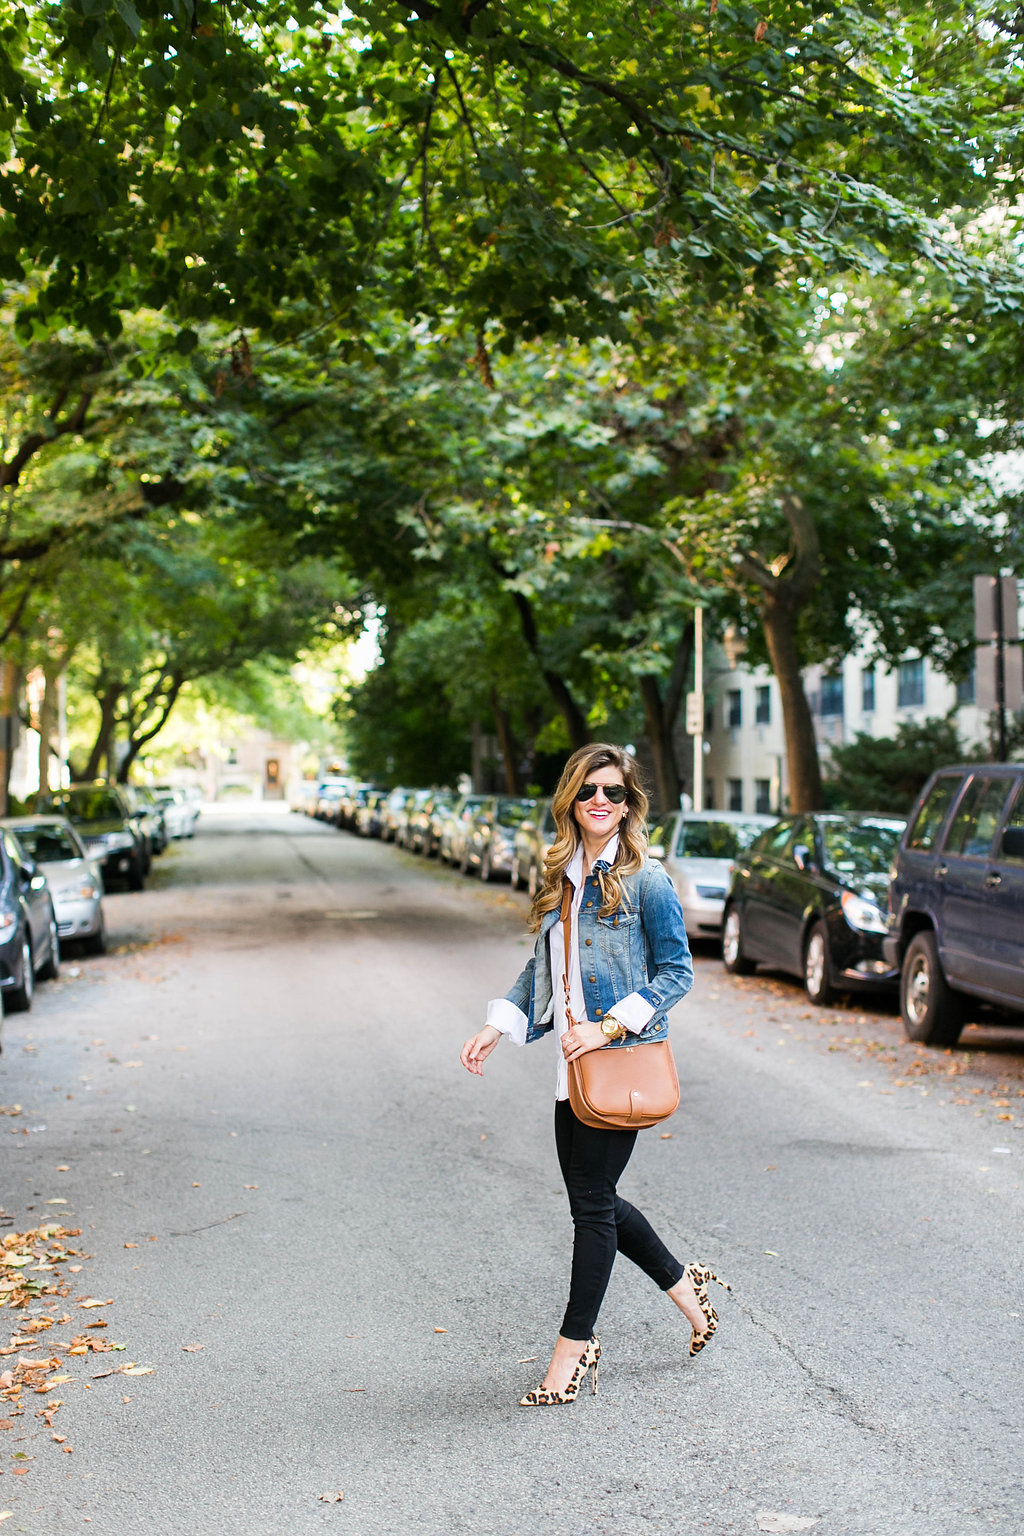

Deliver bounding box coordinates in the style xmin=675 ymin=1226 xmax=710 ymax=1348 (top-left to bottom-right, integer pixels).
xmin=755 ymin=686 xmax=771 ymax=725
xmin=755 ymin=778 xmax=772 ymax=814
xmin=862 ymin=668 xmax=875 ymax=713
xmin=897 ymin=657 xmax=925 ymax=709
xmin=819 ymin=673 xmax=844 ymax=717
xmin=727 ymin=689 xmax=742 ymax=728
xmin=956 ymin=661 xmax=975 ymax=705
xmin=728 ymin=778 xmax=743 ymax=812
xmin=704 ymin=780 xmax=715 ymax=809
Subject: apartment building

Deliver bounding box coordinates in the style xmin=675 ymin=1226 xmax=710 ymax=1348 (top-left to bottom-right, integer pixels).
xmin=694 ymin=647 xmax=988 ymax=815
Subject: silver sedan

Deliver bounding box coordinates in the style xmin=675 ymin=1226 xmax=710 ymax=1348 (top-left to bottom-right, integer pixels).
xmin=649 ymin=810 xmax=777 ymax=940
xmin=2 ymin=815 xmax=106 ymax=954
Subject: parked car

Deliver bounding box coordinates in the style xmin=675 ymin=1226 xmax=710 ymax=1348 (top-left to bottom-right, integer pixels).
xmin=397 ymin=788 xmax=440 ymax=851
xmin=2 ymin=816 xmax=106 ymax=955
xmin=378 ymin=787 xmax=414 ymax=844
xmin=511 ymin=800 xmax=556 ymax=896
xmin=119 ymin=785 xmax=161 ymax=870
xmin=314 ymin=781 xmax=351 ymax=821
xmin=460 ymin=796 xmax=538 ymax=880
xmin=354 ymin=790 xmax=387 ymax=838
xmin=884 ymin=763 xmax=1024 ymax=1046
xmin=439 ymin=794 xmax=488 ymax=865
xmin=0 ymin=827 xmax=60 ymax=1017
xmin=407 ymin=790 xmax=456 ymax=856
xmin=648 ymin=810 xmax=776 ymax=940
xmin=130 ymin=786 xmax=169 ymax=854
xmin=337 ymin=783 xmax=384 ymax=832
xmin=151 ymin=786 xmax=200 ymax=839
xmin=37 ymin=784 xmax=147 ymax=891
xmin=722 ymin=812 xmax=907 ymax=1004
xmin=393 ymin=789 xmax=433 ymax=849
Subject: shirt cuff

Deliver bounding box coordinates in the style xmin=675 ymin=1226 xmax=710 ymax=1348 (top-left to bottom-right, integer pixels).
xmin=486 ymin=997 xmax=528 ymax=1046
xmin=607 ymin=991 xmax=656 ymax=1035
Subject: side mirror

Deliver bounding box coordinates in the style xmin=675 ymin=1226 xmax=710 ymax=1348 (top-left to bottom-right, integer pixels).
xmin=19 ymin=858 xmax=37 ymax=883
xmin=793 ymin=844 xmax=813 ymax=873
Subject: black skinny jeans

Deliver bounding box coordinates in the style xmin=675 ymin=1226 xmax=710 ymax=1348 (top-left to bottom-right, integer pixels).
xmin=554 ymin=1099 xmax=684 ymax=1339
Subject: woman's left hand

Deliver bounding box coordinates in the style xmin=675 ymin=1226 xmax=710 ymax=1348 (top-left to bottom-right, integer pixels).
xmin=561 ymin=1022 xmax=608 ymax=1062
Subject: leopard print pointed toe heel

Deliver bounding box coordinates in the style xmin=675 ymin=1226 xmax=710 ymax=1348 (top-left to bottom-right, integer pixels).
xmin=685 ymin=1263 xmax=731 ymax=1358
xmin=519 ymin=1337 xmax=601 ymax=1406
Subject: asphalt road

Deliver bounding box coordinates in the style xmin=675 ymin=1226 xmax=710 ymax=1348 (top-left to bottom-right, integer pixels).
xmin=2 ymin=804 xmax=1023 ymax=1536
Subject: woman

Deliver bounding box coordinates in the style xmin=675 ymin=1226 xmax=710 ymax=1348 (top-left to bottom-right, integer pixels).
xmin=460 ymin=743 xmax=729 ymax=1407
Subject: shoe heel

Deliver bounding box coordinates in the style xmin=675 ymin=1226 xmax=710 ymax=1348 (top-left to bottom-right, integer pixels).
xmin=591 ymin=1359 xmax=599 ymax=1395
xmin=708 ymin=1271 xmax=731 ymax=1293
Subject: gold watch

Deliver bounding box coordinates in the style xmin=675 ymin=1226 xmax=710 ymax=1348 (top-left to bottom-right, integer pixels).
xmin=601 ymin=1016 xmax=628 ymax=1041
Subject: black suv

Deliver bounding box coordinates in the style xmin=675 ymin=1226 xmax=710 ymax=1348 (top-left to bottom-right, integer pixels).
xmin=37 ymin=784 xmax=147 ymax=892
xmin=884 ymin=764 xmax=1024 ymax=1045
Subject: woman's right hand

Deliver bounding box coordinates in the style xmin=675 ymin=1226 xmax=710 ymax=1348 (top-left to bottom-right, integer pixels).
xmin=461 ymin=1025 xmax=502 ymax=1076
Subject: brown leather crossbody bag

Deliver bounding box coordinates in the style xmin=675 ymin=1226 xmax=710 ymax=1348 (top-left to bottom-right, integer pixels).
xmin=560 ymin=881 xmax=680 ymax=1130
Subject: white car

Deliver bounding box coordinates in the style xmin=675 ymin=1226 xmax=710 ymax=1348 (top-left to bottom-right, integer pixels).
xmin=649 ymin=810 xmax=777 ymax=940
xmin=152 ymin=787 xmax=200 ymax=839
xmin=2 ymin=815 xmax=106 ymax=954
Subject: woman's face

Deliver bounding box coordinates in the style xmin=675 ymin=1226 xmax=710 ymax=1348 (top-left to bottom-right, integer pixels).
xmin=572 ymin=764 xmax=628 ymax=841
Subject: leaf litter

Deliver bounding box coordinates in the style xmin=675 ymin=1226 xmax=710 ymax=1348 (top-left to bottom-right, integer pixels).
xmin=2 ymin=1222 xmax=154 ymax=1469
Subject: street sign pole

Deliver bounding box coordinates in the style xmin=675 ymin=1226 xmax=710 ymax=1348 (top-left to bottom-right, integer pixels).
xmin=693 ymin=605 xmax=703 ymax=813
xmin=995 ymin=575 xmax=1007 ymax=762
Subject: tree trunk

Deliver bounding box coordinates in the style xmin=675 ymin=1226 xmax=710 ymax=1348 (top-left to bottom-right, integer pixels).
xmin=116 ymin=674 xmax=185 ymax=782
xmin=638 ymin=673 xmax=681 ymax=813
xmin=38 ymin=662 xmax=61 ymax=794
xmin=83 ymin=681 xmax=121 ymax=782
xmin=507 ymin=590 xmax=590 ymax=751
xmin=761 ymin=595 xmax=823 ymax=811
xmin=489 ymin=690 xmax=520 ymax=794
xmin=0 ymin=660 xmax=21 ymax=814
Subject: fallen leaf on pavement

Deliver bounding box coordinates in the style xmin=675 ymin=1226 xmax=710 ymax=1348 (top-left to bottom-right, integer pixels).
xmin=182 ymin=1344 xmax=204 ymax=1353
xmin=433 ymin=1328 xmax=448 ymax=1334
xmin=659 ymin=1133 xmax=674 ymax=1139
xmin=80 ymin=1299 xmax=113 ymax=1309
xmin=318 ymin=1492 xmax=344 ymax=1503
xmin=0 ymin=1512 xmax=13 ymax=1521
xmin=122 ymin=1367 xmax=154 ymax=1376
xmin=243 ymin=1185 xmax=258 ymax=1190
xmin=124 ymin=1243 xmax=138 ymax=1250
xmin=756 ymin=1515 xmax=818 ymax=1533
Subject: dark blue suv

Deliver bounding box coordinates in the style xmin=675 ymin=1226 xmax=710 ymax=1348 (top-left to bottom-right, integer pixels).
xmin=884 ymin=764 xmax=1024 ymax=1045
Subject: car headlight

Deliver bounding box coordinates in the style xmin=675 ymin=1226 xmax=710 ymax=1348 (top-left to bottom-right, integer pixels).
xmin=61 ymin=883 xmax=100 ymax=901
xmin=840 ymin=890 xmax=888 ymax=934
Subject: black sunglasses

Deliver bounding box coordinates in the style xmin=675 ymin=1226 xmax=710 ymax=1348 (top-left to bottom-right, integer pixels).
xmin=575 ymin=782 xmax=628 ymax=804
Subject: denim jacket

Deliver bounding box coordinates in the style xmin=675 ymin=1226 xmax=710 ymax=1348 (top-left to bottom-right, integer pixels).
xmin=504 ymin=857 xmax=693 ymax=1048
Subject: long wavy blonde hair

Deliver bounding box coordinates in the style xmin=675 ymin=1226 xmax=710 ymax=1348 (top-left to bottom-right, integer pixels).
xmin=528 ymin=743 xmax=650 ymax=932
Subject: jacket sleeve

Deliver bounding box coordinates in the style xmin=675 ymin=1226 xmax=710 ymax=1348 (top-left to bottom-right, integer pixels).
xmin=634 ymin=862 xmax=694 ymax=1016
xmin=482 ymin=952 xmax=535 ymax=1046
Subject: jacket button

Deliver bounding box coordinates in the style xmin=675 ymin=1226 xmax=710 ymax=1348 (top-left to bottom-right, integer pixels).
xmin=585 ymin=900 xmax=593 ymax=908
xmin=588 ymin=975 xmax=596 ymax=983
xmin=585 ymin=938 xmax=593 ymax=946
xmin=595 ymin=1008 xmax=603 ymax=1017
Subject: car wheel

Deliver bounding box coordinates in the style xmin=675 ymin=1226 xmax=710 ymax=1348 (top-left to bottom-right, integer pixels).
xmin=84 ymin=914 xmax=108 ymax=957
xmin=722 ymin=905 xmax=756 ymax=976
xmin=803 ymin=921 xmax=833 ymax=1006
xmin=901 ymin=930 xmax=965 ymax=1046
xmin=480 ymin=847 xmax=493 ymax=882
xmin=127 ymin=856 xmax=145 ymax=892
xmin=4 ymin=938 xmax=34 ymax=1014
xmin=38 ymin=912 xmax=60 ymax=981
xmin=458 ymin=847 xmax=470 ymax=875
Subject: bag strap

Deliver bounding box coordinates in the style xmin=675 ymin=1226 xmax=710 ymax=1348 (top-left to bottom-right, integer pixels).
xmin=560 ymin=879 xmax=580 ymax=1029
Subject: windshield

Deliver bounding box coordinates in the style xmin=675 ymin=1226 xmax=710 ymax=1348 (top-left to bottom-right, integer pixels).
xmin=675 ymin=820 xmax=765 ymax=860
xmin=821 ymin=819 xmax=905 ymax=878
xmin=14 ymin=825 xmax=82 ymax=862
xmin=56 ymin=790 xmax=124 ymax=823
xmin=495 ymin=798 xmax=537 ymax=828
